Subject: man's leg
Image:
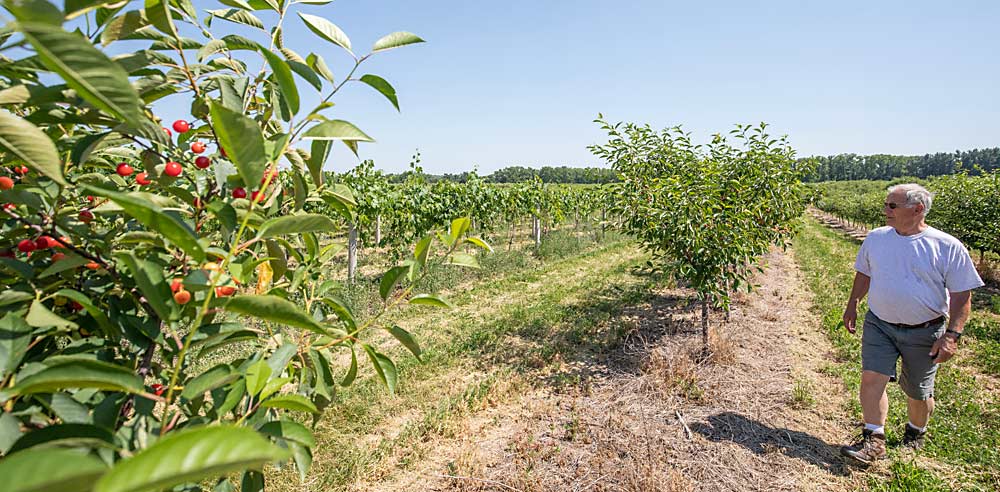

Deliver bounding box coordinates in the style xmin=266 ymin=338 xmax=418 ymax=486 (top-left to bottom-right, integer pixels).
xmin=907 ymin=396 xmax=934 ymax=428
xmin=861 ymin=370 xmax=891 ymax=427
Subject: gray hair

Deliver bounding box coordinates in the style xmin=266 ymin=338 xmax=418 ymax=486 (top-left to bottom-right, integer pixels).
xmin=887 ymin=183 xmax=933 ymax=216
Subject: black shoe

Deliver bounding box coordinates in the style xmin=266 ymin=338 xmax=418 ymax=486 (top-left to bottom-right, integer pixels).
xmin=902 ymin=425 xmax=926 ymax=450
xmin=840 ymin=429 xmax=886 ymax=465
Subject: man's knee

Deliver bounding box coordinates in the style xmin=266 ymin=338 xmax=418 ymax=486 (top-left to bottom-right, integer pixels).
xmin=861 ymin=370 xmax=891 ymax=389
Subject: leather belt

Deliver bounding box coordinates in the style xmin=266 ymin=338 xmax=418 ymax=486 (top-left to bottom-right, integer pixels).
xmin=885 ymin=316 xmax=945 ymax=329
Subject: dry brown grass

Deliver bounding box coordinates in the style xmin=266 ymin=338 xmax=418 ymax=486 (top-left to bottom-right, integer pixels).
xmin=353 ymin=247 xmax=866 ymax=492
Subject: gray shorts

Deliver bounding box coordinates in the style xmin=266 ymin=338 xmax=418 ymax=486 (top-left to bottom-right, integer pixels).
xmin=861 ymin=311 xmax=946 ymax=400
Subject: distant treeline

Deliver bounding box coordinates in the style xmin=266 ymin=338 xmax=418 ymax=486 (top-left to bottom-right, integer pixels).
xmin=386 ymin=166 xmax=619 ymax=184
xmin=801 ymin=148 xmax=1000 ymax=182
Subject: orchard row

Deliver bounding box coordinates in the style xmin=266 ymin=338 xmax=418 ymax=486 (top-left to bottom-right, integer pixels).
xmin=809 ymin=172 xmax=1000 ymax=258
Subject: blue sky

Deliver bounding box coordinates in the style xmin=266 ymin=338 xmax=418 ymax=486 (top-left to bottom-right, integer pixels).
xmin=149 ymin=1 xmax=999 ymax=174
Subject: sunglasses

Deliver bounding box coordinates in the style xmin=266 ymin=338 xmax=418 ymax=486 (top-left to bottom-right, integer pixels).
xmin=884 ymin=202 xmax=910 ymax=210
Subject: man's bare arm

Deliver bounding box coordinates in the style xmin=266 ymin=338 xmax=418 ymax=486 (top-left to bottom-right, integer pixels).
xmin=930 ymin=290 xmax=972 ymax=364
xmin=843 ymin=272 xmax=871 ymax=334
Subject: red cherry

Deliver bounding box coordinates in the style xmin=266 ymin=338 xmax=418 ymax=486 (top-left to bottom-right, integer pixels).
xmin=51 ymin=252 xmax=66 ymax=262
xmin=250 ymin=191 xmax=261 ymax=201
xmin=173 ymin=289 xmax=191 ymax=305
xmin=35 ymin=236 xmax=55 ymax=250
xmin=86 ymin=195 xmax=95 ymax=203
xmin=232 ymin=187 xmax=247 ymax=199
xmin=191 ymin=142 xmax=206 ymax=154
xmin=162 ymin=127 xmax=172 ymax=138
xmin=136 ymin=173 xmax=151 ymax=185
xmin=2 ymin=203 xmax=14 ymax=211
xmin=84 ymin=261 xmax=100 ymax=270
xmin=15 ymin=166 xmax=28 ymax=176
xmin=215 ymin=285 xmax=236 ymax=297
xmin=219 ymin=147 xmax=228 ymax=158
xmin=261 ymin=169 xmax=278 ymax=185
xmin=164 ymin=162 xmax=182 ymax=178
xmin=195 ymin=156 xmax=211 ymax=169
xmin=69 ymin=301 xmax=84 ymax=312
xmin=116 ymin=163 xmax=134 ymax=177
xmin=151 ymin=383 xmax=166 ymax=396
xmin=0 ymin=176 xmax=13 ymax=190
xmin=17 ymin=239 xmax=36 ymax=254
xmin=172 ymin=120 xmax=190 ymax=133
xmin=79 ymin=210 xmax=94 ymax=224
xmin=170 ymin=278 xmax=184 ymax=293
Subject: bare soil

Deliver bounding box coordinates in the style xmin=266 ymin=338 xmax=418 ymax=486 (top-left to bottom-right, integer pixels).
xmin=357 ymin=248 xmax=865 ymax=491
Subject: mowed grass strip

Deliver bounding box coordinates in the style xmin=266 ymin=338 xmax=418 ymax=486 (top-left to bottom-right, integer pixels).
xmin=270 ymin=233 xmax=654 ymax=490
xmin=792 ymin=217 xmax=1000 ymax=491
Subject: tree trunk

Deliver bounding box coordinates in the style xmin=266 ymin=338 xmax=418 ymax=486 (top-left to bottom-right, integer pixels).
xmin=601 ymin=207 xmax=607 ymax=240
xmin=701 ymin=296 xmax=709 ymax=349
xmin=533 ymin=215 xmax=541 ymax=247
xmin=348 ymin=223 xmax=358 ymax=283
xmin=374 ymin=215 xmax=381 ymax=246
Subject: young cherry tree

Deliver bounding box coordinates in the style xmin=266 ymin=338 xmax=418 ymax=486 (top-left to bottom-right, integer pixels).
xmin=590 ymin=117 xmax=807 ymax=348
xmin=0 ymin=1 xmax=489 ymax=490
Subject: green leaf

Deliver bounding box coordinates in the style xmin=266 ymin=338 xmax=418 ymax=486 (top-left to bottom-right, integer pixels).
xmin=259 ymin=48 xmax=299 ymax=115
xmin=225 ymin=295 xmax=331 ymax=337
xmin=116 ymin=252 xmax=174 ymax=322
xmin=20 ymin=23 xmax=149 ymax=131
xmin=446 ymin=252 xmax=480 ymax=269
xmin=388 ymin=325 xmax=421 ymax=361
xmin=358 ymin=74 xmax=399 ymax=111
xmin=54 ymin=289 xmax=114 ymax=335
xmin=7 ymin=423 xmax=115 ymax=454
xmin=0 ymin=412 xmax=22 ymax=454
xmin=297 ymin=13 xmax=352 ymax=54
xmin=379 ymin=265 xmax=408 ymax=301
xmin=306 ymin=52 xmax=334 ymax=83
xmin=101 ymin=10 xmax=149 ymax=46
xmin=210 ymin=101 xmax=267 ymax=189
xmin=26 ymin=300 xmax=78 ymax=331
xmin=207 ymin=9 xmax=264 ymax=30
xmin=257 ymin=213 xmax=338 ymax=238
xmin=93 ymin=426 xmax=290 ymax=492
xmin=244 ymin=360 xmax=270 ymax=397
xmin=0 ymin=312 xmax=33 ymax=379
xmin=301 ymin=120 xmax=373 ymax=142
xmin=287 ymin=60 xmax=322 ymax=91
xmin=340 ymin=346 xmax=358 ymax=386
xmin=449 ymin=216 xmax=471 ymax=244
xmin=83 ymin=184 xmax=206 ymax=262
xmin=409 ymin=294 xmax=452 ymax=309
xmin=0 ymin=258 xmax=33 ymax=280
xmin=6 ymin=0 xmax=63 ymax=25
xmin=182 ymin=364 xmax=237 ymax=400
xmin=304 ymin=140 xmax=326 ymax=189
xmin=259 ymin=394 xmax=318 ymax=413
xmin=257 ymin=419 xmax=315 ymax=447
xmin=7 ymin=358 xmax=143 ymax=396
xmin=0 ymin=110 xmax=66 ymax=185
xmin=464 ymin=236 xmax=493 ymax=252
xmin=372 ymin=31 xmax=425 ymax=53
xmin=0 ymin=448 xmax=107 ymax=492
xmin=320 ymin=297 xmax=356 ymax=331
xmin=198 ymin=39 xmax=228 ymax=61
xmin=363 ymin=345 xmax=397 ymax=395
xmin=144 ymin=0 xmax=176 ymax=37
xmin=258 ymin=376 xmax=290 ymax=401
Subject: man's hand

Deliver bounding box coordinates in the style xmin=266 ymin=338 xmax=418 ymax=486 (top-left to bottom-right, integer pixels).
xmin=843 ymin=304 xmax=857 ymax=334
xmin=930 ymin=334 xmax=958 ymax=364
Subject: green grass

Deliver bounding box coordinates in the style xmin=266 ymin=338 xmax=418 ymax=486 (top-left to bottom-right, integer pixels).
xmin=269 ymin=229 xmax=654 ymax=490
xmin=792 ymin=217 xmax=1000 ymax=490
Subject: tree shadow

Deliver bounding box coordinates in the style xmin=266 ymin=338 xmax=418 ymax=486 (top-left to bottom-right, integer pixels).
xmin=690 ymin=411 xmax=851 ymax=476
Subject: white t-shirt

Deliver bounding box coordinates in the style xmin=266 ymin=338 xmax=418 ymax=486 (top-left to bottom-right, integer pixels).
xmin=854 ymin=226 xmax=984 ymax=325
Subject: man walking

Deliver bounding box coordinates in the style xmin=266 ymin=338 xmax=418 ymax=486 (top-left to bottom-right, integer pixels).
xmin=839 ymin=183 xmax=984 ymax=464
